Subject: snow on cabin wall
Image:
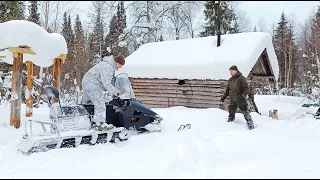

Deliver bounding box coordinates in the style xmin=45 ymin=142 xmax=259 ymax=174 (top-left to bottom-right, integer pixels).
xmin=117 ymin=32 xmax=279 ymax=81
xmin=0 ymin=20 xmax=67 ymax=67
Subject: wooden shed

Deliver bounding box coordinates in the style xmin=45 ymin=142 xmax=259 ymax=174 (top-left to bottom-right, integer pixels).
xmin=118 ymin=32 xmax=279 ymax=109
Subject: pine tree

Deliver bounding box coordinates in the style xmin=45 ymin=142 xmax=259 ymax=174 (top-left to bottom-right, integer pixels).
xmin=0 ymin=1 xmax=24 ymax=22
xmin=6 ymin=1 xmax=25 ymax=21
xmin=253 ymin=25 xmax=257 ymax=32
xmin=160 ymin=35 xmax=164 ymax=41
xmin=67 ymin=14 xmax=74 ymax=45
xmin=89 ymin=9 xmax=104 ymax=64
xmin=60 ymin=12 xmax=75 ymax=91
xmin=0 ymin=2 xmax=9 ymax=23
xmin=73 ymin=14 xmax=87 ymax=88
xmin=27 ymin=1 xmax=40 ymax=25
xmin=104 ymin=1 xmax=128 ymax=57
xmin=274 ymin=11 xmax=298 ymax=89
xmin=104 ymin=15 xmax=117 ymax=57
xmin=200 ymin=1 xmax=238 ymax=37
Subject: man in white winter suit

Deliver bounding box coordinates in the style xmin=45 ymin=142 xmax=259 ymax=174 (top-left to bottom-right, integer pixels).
xmin=81 ymin=55 xmax=125 ymax=129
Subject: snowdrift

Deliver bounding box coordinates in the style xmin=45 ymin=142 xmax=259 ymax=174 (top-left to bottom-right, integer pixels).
xmin=0 ymin=20 xmax=67 ymax=67
xmin=1 ymin=95 xmax=320 ymax=178
xmin=118 ymin=32 xmax=279 ymax=80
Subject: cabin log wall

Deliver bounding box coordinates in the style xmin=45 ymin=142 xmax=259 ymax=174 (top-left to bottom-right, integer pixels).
xmin=130 ymin=78 xmax=229 ymax=108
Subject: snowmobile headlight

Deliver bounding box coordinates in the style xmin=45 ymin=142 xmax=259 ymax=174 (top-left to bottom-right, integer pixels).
xmin=154 ymin=114 xmax=163 ymax=122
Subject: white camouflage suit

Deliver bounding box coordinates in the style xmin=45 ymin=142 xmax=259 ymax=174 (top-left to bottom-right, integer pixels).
xmin=82 ymin=56 xmax=118 ymax=124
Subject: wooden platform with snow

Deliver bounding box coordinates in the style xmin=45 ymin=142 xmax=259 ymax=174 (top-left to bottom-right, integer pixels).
xmin=118 ymin=32 xmax=279 ymax=108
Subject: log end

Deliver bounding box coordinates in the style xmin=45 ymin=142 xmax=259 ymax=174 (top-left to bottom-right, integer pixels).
xmin=26 ymin=112 xmax=33 ymax=117
xmin=11 ymin=119 xmax=20 ymax=129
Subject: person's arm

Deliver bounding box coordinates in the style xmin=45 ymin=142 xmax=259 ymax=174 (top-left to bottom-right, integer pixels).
xmin=241 ymin=77 xmax=249 ymax=98
xmin=100 ymin=63 xmax=118 ymax=96
xmin=222 ymin=82 xmax=230 ymax=100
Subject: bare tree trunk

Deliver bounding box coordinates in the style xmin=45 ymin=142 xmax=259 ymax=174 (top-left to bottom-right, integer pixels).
xmin=146 ymin=1 xmax=152 ymax=42
xmin=288 ymin=34 xmax=292 ymax=88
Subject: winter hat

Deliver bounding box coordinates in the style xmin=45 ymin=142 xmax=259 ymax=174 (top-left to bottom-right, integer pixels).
xmin=229 ymin=65 xmax=239 ymax=71
xmin=113 ymin=55 xmax=125 ymax=65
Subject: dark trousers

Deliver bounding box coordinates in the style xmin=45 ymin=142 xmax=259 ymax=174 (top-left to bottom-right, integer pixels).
xmin=228 ymin=99 xmax=253 ymax=123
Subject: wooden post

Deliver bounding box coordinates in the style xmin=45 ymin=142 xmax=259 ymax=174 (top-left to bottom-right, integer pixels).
xmin=9 ymin=47 xmax=36 ymax=129
xmin=53 ymin=58 xmax=61 ymax=91
xmin=26 ymin=61 xmax=33 ymax=117
xmin=52 ymin=54 xmax=66 ymax=103
xmin=10 ymin=52 xmax=23 ymax=128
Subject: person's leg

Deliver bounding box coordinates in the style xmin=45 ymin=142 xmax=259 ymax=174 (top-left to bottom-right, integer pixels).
xmin=85 ymin=87 xmax=111 ymax=126
xmin=82 ymin=75 xmax=92 ymax=104
xmin=228 ymin=100 xmax=237 ymax=122
xmin=238 ymin=99 xmax=255 ymax=130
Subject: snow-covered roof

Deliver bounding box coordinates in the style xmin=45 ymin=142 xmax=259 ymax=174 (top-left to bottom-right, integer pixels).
xmin=118 ymin=32 xmax=279 ymax=81
xmin=0 ymin=20 xmax=68 ymax=67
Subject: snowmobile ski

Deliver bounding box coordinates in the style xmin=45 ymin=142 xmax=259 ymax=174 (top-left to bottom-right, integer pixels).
xmin=18 ymin=120 xmax=130 ymax=154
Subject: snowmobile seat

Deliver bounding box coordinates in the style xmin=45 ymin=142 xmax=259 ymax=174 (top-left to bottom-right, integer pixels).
xmin=79 ymin=104 xmax=95 ymax=116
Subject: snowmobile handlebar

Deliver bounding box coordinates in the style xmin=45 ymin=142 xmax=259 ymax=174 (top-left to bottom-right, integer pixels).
xmin=113 ymin=94 xmax=120 ymax=100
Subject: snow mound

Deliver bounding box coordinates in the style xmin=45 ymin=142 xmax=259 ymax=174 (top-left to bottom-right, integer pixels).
xmin=118 ymin=32 xmax=278 ymax=80
xmin=0 ymin=20 xmax=68 ymax=67
xmin=1 ymin=95 xmax=320 ymax=178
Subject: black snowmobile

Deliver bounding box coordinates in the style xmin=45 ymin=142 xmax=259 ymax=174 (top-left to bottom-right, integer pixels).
xmin=18 ymin=73 xmax=163 ymax=154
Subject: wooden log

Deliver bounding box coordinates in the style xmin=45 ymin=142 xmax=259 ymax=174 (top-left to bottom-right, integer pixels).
xmin=10 ymin=52 xmax=23 ymax=128
xmin=8 ymin=47 xmax=36 ymax=55
xmin=134 ymin=92 xmax=223 ymax=100
xmin=136 ymin=96 xmax=220 ymax=104
xmin=133 ymin=88 xmax=223 ymax=96
xmin=26 ymin=61 xmax=33 ymax=117
xmin=130 ymin=78 xmax=226 ymax=85
xmin=131 ymin=82 xmax=223 ymax=88
xmin=0 ymin=55 xmax=5 ymax=61
xmin=146 ymin=103 xmax=221 ymax=109
xmin=53 ymin=58 xmax=61 ymax=90
xmin=52 ymin=58 xmax=61 ymax=103
xmin=132 ymin=85 xmax=224 ymax=93
xmin=137 ymin=100 xmax=222 ymax=108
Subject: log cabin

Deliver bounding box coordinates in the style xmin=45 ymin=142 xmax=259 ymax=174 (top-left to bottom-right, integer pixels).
xmin=118 ymin=32 xmax=279 ymax=108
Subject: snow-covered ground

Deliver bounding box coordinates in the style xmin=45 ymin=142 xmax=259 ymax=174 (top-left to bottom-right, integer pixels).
xmin=1 ymin=95 xmax=320 ymax=178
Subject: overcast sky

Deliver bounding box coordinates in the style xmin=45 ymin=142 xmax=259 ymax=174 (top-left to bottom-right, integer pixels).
xmin=77 ymin=1 xmax=320 ymax=32
xmin=241 ymin=1 xmax=319 ymax=28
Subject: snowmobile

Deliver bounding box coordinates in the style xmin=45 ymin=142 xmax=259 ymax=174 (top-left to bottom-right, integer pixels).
xmin=18 ymin=73 xmax=163 ymax=154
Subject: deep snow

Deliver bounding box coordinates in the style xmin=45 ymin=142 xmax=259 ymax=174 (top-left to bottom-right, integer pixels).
xmin=1 ymin=95 xmax=320 ymax=178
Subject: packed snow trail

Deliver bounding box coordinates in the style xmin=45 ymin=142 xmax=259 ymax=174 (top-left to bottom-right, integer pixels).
xmin=1 ymin=95 xmax=320 ymax=178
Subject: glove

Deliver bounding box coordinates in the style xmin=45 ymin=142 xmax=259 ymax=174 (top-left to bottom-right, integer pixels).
xmin=239 ymin=96 xmax=247 ymax=103
xmin=220 ymin=97 xmax=225 ymax=102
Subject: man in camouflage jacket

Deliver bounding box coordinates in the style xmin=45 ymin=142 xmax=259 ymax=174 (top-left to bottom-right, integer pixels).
xmin=82 ymin=55 xmax=125 ymax=130
xmin=220 ymin=65 xmax=255 ymax=130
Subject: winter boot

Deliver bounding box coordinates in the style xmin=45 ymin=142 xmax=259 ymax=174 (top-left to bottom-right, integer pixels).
xmin=243 ymin=111 xmax=255 ymax=130
xmin=227 ymin=117 xmax=235 ymax=122
xmin=246 ymin=120 xmax=255 ymax=130
xmin=91 ymin=122 xmax=115 ymax=131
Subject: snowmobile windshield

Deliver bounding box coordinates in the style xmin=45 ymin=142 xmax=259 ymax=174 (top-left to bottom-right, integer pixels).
xmin=115 ymin=73 xmax=136 ymax=99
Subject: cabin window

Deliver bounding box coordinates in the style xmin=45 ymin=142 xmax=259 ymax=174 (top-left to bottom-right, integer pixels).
xmin=177 ymin=80 xmax=186 ymax=85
